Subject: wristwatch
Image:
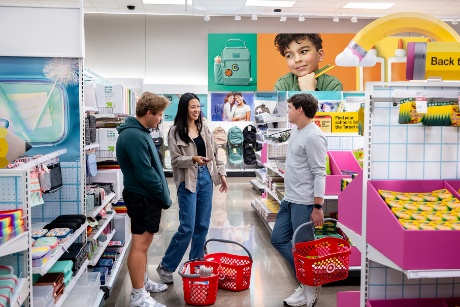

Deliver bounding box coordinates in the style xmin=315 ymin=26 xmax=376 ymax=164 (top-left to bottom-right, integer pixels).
xmin=313 ymin=204 xmax=323 ymax=209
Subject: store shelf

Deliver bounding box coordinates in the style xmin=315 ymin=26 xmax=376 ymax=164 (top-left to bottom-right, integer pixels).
xmin=264 ymin=163 xmax=284 ymax=178
xmin=16 ymin=149 xmax=67 ymax=170
xmin=105 ymin=235 xmax=131 ymax=292
xmin=84 ymin=106 xmax=98 ymax=112
xmin=87 ymin=192 xmax=116 ymax=218
xmin=368 ymin=244 xmax=460 ymax=279
xmin=0 ymin=231 xmax=28 ymax=258
xmin=88 ymin=229 xmax=116 ymax=266
xmin=255 ymin=117 xmax=286 ymax=124
xmin=337 ymin=222 xmax=364 ymax=253
xmin=265 ymin=187 xmax=281 ymax=204
xmin=32 ymin=222 xmax=88 ymax=275
xmin=251 ymin=200 xmax=273 ymax=234
xmin=85 ymin=143 xmax=100 ymax=150
xmin=10 ymin=278 xmax=28 ymax=307
xmin=93 ymin=290 xmax=105 ymax=307
xmin=55 ymin=259 xmax=90 ymax=307
xmin=250 ymin=179 xmax=265 ymax=193
xmin=323 ymin=133 xmax=361 ymax=137
xmin=89 ymin=212 xmax=116 ymax=240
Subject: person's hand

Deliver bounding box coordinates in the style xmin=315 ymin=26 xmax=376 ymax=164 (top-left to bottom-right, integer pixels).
xmin=298 ymin=72 xmax=317 ymax=91
xmin=219 ymin=175 xmax=228 ymax=193
xmin=192 ymin=156 xmax=209 ymax=166
xmin=311 ymin=207 xmax=324 ymax=227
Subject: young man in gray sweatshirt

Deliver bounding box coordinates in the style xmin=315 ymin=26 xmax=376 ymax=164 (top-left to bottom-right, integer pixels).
xmin=271 ymin=93 xmax=326 ymax=307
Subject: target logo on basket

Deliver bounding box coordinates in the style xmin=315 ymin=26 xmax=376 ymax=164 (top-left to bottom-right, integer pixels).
xmin=326 ymin=263 xmax=337 ymax=274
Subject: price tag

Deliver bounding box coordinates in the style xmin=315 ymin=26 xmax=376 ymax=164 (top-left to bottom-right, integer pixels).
xmin=415 ymin=96 xmax=427 ymax=114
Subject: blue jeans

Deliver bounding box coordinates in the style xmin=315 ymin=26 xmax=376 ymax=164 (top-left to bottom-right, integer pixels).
xmin=271 ymin=200 xmax=314 ymax=274
xmin=161 ymin=166 xmax=213 ymax=272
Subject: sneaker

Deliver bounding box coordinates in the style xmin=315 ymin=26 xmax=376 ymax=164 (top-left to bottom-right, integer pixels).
xmin=284 ymin=285 xmax=307 ymax=307
xmin=144 ymin=278 xmax=168 ymax=293
xmin=304 ymin=285 xmax=320 ymax=307
xmin=156 ymin=264 xmax=174 ymax=284
xmin=130 ymin=289 xmax=166 ymax=307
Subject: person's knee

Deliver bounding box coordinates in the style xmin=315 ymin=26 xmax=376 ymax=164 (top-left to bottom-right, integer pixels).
xmin=132 ymin=232 xmax=154 ymax=252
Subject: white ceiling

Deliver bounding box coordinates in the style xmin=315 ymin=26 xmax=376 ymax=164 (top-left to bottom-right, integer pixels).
xmin=2 ymin=0 xmax=460 ymax=22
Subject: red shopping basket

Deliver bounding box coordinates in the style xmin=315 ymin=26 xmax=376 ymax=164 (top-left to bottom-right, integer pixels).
xmin=292 ymin=218 xmax=351 ymax=286
xmin=203 ymin=239 xmax=253 ymax=292
xmin=179 ymin=259 xmax=220 ymax=306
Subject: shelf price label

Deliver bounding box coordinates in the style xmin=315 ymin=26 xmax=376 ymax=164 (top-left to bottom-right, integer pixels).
xmin=415 ymin=95 xmax=428 ymax=114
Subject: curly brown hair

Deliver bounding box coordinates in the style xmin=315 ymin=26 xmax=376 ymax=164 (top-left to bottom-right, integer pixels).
xmin=136 ymin=92 xmax=169 ymax=117
xmin=274 ymin=34 xmax=323 ymax=56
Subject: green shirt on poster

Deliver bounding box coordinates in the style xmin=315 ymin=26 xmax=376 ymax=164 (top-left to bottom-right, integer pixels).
xmin=274 ymin=72 xmax=343 ymax=92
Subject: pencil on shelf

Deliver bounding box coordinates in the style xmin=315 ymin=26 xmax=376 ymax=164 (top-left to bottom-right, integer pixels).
xmin=315 ymin=64 xmax=335 ymax=78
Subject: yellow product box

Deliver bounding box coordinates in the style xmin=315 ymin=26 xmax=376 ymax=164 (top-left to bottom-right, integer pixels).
xmin=450 ymin=222 xmax=460 ymax=230
xmin=418 ymin=203 xmax=435 ymax=212
xmin=439 ymin=212 xmax=459 ymax=222
xmin=418 ymin=221 xmax=437 ymax=230
xmin=435 ymin=223 xmax=453 ymax=230
xmin=410 ymin=212 xmax=428 ymax=222
xmin=432 ymin=203 xmax=449 ymax=212
xmin=443 ymin=198 xmax=460 ymax=210
xmin=432 ymin=189 xmax=453 ymax=200
xmin=395 ymin=193 xmax=410 ymax=201
xmin=408 ymin=194 xmax=425 ymax=202
xmin=387 ymin=200 xmax=404 ymax=209
xmin=403 ymin=201 xmax=419 ymax=211
xmin=399 ymin=219 xmax=420 ymax=230
xmin=421 ymin=193 xmax=440 ymax=202
xmin=391 ymin=208 xmax=412 ymax=220
xmin=426 ymin=213 xmax=443 ymax=222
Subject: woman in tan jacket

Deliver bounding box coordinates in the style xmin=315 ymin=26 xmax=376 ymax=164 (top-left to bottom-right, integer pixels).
xmin=157 ymin=92 xmax=228 ymax=284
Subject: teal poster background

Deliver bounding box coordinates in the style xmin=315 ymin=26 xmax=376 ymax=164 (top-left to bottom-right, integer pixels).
xmin=162 ymin=93 xmax=208 ymax=122
xmin=208 ymin=33 xmax=257 ymax=92
xmin=0 ymin=56 xmax=80 ymax=162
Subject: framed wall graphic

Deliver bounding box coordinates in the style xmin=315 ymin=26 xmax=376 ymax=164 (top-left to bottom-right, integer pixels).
xmin=161 ymin=93 xmax=208 ymax=122
xmin=209 ymin=92 xmax=255 ymax=122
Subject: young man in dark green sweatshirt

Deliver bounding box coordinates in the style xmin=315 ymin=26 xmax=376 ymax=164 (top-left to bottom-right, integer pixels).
xmin=116 ymin=92 xmax=171 ymax=307
xmin=274 ymin=33 xmax=343 ymax=92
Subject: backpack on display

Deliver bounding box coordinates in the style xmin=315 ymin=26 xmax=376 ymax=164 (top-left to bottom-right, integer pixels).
xmin=242 ymin=125 xmax=260 ymax=165
xmin=214 ymin=39 xmax=251 ymax=86
xmin=227 ymin=126 xmax=244 ymax=165
xmin=213 ymin=127 xmax=228 ymax=165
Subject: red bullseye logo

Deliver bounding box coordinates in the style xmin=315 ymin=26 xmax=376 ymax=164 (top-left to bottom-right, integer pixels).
xmin=326 ymin=263 xmax=336 ymax=273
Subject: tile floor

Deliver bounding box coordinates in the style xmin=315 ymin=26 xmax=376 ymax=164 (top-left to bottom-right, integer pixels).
xmin=105 ymin=177 xmax=360 ymax=307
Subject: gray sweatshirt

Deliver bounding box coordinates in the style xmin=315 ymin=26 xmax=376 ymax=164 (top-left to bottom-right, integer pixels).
xmin=283 ymin=122 xmax=327 ymax=205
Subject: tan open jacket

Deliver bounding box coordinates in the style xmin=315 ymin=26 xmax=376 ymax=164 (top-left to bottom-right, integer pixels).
xmin=168 ymin=124 xmax=226 ymax=193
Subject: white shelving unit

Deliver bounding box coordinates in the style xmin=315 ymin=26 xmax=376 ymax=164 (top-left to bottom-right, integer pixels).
xmin=88 ymin=229 xmax=116 ymax=266
xmin=55 ymin=259 xmax=90 ymax=307
xmin=87 ymin=192 xmax=116 ymax=218
xmin=89 ymin=212 xmax=116 ymax=240
xmin=85 ymin=143 xmax=100 ymax=151
xmin=93 ymin=290 xmax=105 ymax=307
xmin=0 ymin=232 xmax=29 ymax=258
xmin=32 ymin=222 xmax=88 ymax=275
xmin=10 ymin=278 xmax=28 ymax=307
xmin=106 ymin=236 xmax=131 ymax=292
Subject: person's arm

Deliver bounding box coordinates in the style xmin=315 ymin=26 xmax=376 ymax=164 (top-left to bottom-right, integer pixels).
xmin=245 ymin=110 xmax=250 ymax=121
xmin=298 ymin=73 xmax=317 ymax=91
xmin=168 ymin=128 xmax=194 ymax=168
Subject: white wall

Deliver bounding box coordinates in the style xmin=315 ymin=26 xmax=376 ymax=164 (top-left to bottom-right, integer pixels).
xmin=84 ymin=14 xmax=372 ymax=93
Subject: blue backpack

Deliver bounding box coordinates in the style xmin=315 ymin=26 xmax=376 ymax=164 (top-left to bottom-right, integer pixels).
xmin=227 ymin=126 xmax=244 ymax=165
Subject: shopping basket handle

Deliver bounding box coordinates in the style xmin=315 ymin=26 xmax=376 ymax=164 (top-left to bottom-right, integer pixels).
xmin=204 ymin=238 xmax=253 ymax=262
xmin=178 ymin=259 xmax=203 ymax=279
xmin=292 ymin=218 xmax=338 ymax=246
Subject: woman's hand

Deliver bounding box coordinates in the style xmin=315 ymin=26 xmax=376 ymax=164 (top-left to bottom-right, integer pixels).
xmin=192 ymin=156 xmax=210 ymax=166
xmin=219 ymin=175 xmax=228 ymax=193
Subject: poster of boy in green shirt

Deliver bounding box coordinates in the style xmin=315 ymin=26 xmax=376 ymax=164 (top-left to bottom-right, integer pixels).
xmin=274 ymin=34 xmax=343 ymax=92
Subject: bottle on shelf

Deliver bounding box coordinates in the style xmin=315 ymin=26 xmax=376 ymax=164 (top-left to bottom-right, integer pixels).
xmin=359 ymin=46 xmax=385 ymax=91
xmin=387 ymin=39 xmax=407 ymax=82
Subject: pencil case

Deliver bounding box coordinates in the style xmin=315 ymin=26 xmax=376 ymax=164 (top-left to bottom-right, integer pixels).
xmin=34 ymin=272 xmax=64 ymax=291
xmin=0 ymin=226 xmax=12 ymax=238
xmin=49 ymin=260 xmax=73 ymax=277
xmin=31 ymin=246 xmax=52 ymax=267
xmin=45 ymin=228 xmax=72 ymax=243
xmin=0 ymin=274 xmax=18 ymax=287
xmin=54 ymin=282 xmax=65 ymax=303
xmin=0 ymin=218 xmax=11 ymax=230
xmin=0 ymin=289 xmax=11 ymax=306
xmin=55 ymin=214 xmax=87 ymax=225
xmin=95 ymin=258 xmax=114 ymax=275
xmin=34 ymin=237 xmax=59 ymax=253
xmin=32 ymin=229 xmax=49 ymax=239
xmin=0 ymin=266 xmax=14 ymax=276
xmin=0 ymin=209 xmax=23 ymax=223
xmin=45 ymin=221 xmax=80 ymax=232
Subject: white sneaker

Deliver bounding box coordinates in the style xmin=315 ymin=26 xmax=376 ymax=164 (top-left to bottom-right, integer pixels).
xmin=304 ymin=285 xmax=320 ymax=307
xmin=144 ymin=278 xmax=168 ymax=293
xmin=284 ymin=285 xmax=307 ymax=307
xmin=130 ymin=289 xmax=166 ymax=307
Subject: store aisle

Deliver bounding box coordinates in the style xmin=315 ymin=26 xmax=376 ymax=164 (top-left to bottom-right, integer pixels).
xmin=105 ymin=177 xmax=359 ymax=307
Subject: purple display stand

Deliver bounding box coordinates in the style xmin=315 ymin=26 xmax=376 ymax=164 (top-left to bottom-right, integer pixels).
xmin=337 ymin=291 xmax=360 ymax=307
xmin=338 ymin=171 xmax=363 ymax=235
xmin=326 ymin=151 xmax=361 ymax=195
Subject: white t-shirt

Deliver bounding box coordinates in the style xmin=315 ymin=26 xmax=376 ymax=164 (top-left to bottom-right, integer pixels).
xmin=232 ymin=104 xmax=250 ymax=120
xmin=222 ymin=103 xmax=234 ymax=121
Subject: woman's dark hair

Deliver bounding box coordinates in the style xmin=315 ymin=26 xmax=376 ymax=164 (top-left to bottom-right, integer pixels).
xmin=173 ymin=92 xmax=202 ymax=144
xmin=274 ymin=34 xmax=323 ymax=57
xmin=288 ymin=93 xmax=318 ymax=118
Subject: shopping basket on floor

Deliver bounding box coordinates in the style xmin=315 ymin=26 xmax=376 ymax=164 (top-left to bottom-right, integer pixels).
xmin=203 ymin=238 xmax=253 ymax=291
xmin=178 ymin=259 xmax=220 ymax=306
xmin=292 ymin=218 xmax=351 ymax=286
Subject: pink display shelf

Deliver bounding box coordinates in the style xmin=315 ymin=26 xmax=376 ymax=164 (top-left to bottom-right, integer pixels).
xmin=367 ymin=180 xmax=460 ymax=270
xmin=367 ymin=298 xmax=444 ymax=307
xmin=442 ymin=297 xmax=460 ymax=307
xmin=326 ymin=151 xmax=361 ymax=195
xmin=349 ymin=246 xmax=361 ymax=267
xmin=337 ymin=291 xmax=360 ymax=307
xmin=338 ymin=171 xmax=363 ymax=235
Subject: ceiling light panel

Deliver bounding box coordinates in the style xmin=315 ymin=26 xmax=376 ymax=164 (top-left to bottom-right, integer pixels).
xmin=343 ymin=2 xmax=395 ymax=9
xmin=245 ymin=0 xmax=295 ymax=8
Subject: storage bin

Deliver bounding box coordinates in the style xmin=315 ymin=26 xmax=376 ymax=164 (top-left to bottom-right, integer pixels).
xmin=32 ymin=285 xmax=54 ymax=307
xmin=49 ymin=260 xmax=73 ymax=276
xmin=326 ymin=151 xmax=362 ymax=195
xmin=46 ymin=228 xmax=72 ymax=244
xmin=90 ymin=267 xmax=108 ymax=285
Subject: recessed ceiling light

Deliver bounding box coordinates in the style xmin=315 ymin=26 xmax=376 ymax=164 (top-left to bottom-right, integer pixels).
xmin=142 ymin=0 xmax=192 ymax=4
xmin=351 ymin=16 xmax=358 ymax=22
xmin=280 ymin=15 xmax=287 ymax=22
xmin=298 ymin=15 xmax=305 ymax=22
xmin=343 ymin=2 xmax=394 ymax=9
xmin=333 ymin=16 xmax=339 ymax=22
xmin=204 ymin=15 xmax=210 ymax=21
xmin=245 ymin=0 xmax=295 ymax=8
xmin=251 ymin=14 xmax=258 ymax=21
xmin=235 ymin=15 xmax=241 ymax=21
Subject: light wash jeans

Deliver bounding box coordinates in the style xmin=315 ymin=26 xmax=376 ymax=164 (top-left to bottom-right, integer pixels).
xmin=271 ymin=199 xmax=314 ymax=274
xmin=161 ymin=166 xmax=213 ymax=272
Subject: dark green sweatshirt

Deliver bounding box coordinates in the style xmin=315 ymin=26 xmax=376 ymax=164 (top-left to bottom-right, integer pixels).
xmin=116 ymin=116 xmax=171 ymax=209
xmin=274 ymin=72 xmax=343 ymax=91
